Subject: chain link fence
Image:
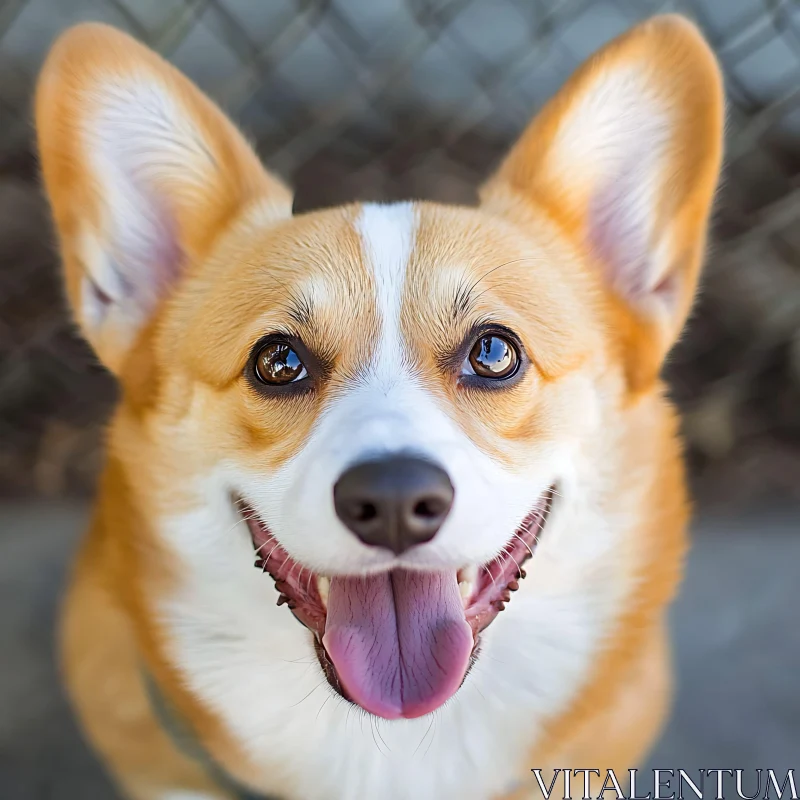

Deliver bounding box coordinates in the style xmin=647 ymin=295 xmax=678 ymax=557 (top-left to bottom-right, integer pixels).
xmin=0 ymin=0 xmax=799 ymax=502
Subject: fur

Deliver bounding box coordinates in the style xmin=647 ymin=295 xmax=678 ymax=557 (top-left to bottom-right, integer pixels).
xmin=36 ymin=15 xmax=723 ymax=800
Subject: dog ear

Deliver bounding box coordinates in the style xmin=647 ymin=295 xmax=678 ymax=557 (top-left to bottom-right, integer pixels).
xmin=36 ymin=24 xmax=292 ymax=374
xmin=480 ymin=15 xmax=724 ymax=391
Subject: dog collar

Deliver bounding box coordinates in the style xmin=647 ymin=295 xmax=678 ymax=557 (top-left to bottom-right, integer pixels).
xmin=142 ymin=669 xmax=281 ymax=800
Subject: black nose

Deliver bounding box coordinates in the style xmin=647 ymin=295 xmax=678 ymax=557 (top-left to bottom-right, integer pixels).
xmin=333 ymin=456 xmax=454 ymax=555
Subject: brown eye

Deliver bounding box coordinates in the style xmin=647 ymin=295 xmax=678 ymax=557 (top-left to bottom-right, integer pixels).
xmin=466 ymin=334 xmax=519 ymax=379
xmin=254 ymin=341 xmax=307 ymax=385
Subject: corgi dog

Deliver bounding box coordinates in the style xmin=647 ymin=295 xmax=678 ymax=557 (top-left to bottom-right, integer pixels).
xmin=36 ymin=14 xmax=723 ymax=800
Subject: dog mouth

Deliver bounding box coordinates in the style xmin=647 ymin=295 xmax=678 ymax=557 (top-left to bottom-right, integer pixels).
xmin=240 ymin=487 xmax=554 ymax=720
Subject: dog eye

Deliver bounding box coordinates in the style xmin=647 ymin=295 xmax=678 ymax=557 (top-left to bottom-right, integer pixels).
xmin=464 ymin=334 xmax=519 ymax=379
xmin=254 ymin=340 xmax=308 ymax=385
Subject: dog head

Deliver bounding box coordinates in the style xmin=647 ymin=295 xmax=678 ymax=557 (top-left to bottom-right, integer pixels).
xmin=37 ymin=15 xmax=722 ymax=731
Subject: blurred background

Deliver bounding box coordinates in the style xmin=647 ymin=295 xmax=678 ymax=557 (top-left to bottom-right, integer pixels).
xmin=0 ymin=0 xmax=798 ymax=797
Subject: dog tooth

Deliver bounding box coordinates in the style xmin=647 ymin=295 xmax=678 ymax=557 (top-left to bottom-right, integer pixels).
xmin=458 ymin=580 xmax=474 ymax=605
xmin=317 ymin=576 xmax=330 ymax=607
xmin=458 ymin=565 xmax=478 ymax=585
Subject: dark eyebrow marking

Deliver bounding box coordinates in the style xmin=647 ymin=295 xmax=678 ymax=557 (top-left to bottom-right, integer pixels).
xmin=286 ymin=292 xmax=315 ymax=328
xmin=450 ymin=257 xmax=544 ymax=323
xmin=280 ymin=291 xmax=338 ymax=375
xmin=451 ymin=281 xmax=477 ymax=323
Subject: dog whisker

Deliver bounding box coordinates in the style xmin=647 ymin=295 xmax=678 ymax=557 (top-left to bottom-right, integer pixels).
xmin=289 ymin=677 xmax=329 ymax=710
xmin=503 ymin=547 xmax=523 ymax=575
xmin=373 ymin=717 xmax=391 ymax=754
xmin=369 ymin=715 xmax=389 ymax=758
xmin=413 ymin=712 xmax=437 ymax=757
xmin=315 ymin=690 xmax=334 ymax=722
xmin=223 ymin=513 xmax=259 ymax=538
xmin=512 ymin=530 xmax=536 ymax=560
xmin=422 ymin=713 xmax=438 ymax=760
xmin=254 ymin=535 xmax=279 ymax=555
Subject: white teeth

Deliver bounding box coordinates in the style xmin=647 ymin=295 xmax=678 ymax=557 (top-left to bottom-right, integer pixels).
xmin=457 ymin=565 xmax=478 ymax=607
xmin=317 ymin=576 xmax=330 ymax=608
xmin=457 ymin=565 xmax=478 ymax=585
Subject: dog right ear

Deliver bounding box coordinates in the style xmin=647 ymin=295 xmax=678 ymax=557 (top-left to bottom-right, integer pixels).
xmin=480 ymin=15 xmax=723 ymax=392
xmin=36 ymin=23 xmax=292 ymax=374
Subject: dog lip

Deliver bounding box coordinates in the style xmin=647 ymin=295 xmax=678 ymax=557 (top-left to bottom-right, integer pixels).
xmin=237 ymin=485 xmax=556 ymax=711
xmin=460 ymin=485 xmax=554 ymax=638
xmin=239 ymin=486 xmax=556 ymax=635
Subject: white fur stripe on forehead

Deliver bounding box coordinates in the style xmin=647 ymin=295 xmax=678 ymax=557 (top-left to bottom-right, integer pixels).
xmin=356 ymin=203 xmax=417 ymax=379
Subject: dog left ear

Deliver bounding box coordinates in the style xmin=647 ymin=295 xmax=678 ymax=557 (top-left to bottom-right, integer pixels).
xmin=36 ymin=24 xmax=293 ymax=375
xmin=480 ymin=15 xmax=724 ymax=391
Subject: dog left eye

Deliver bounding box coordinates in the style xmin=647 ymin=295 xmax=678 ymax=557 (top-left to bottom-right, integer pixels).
xmin=254 ymin=340 xmax=308 ymax=385
xmin=462 ymin=334 xmax=520 ymax=379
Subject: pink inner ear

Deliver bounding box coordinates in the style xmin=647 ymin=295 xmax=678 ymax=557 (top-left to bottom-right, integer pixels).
xmin=587 ymin=148 xmax=654 ymax=303
xmin=109 ymin=163 xmax=184 ymax=319
xmin=120 ymin=144 xmax=184 ymax=275
xmin=89 ymin=82 xmax=191 ymax=327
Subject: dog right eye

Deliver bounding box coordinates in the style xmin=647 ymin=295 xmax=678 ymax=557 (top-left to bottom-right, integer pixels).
xmin=254 ymin=340 xmax=308 ymax=385
xmin=464 ymin=334 xmax=520 ymax=380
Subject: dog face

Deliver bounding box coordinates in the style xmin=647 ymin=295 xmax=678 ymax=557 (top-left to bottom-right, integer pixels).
xmin=37 ymin=11 xmax=722 ymax=773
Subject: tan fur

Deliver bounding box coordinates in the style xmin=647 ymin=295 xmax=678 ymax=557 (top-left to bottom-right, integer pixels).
xmin=37 ymin=15 xmax=722 ymax=800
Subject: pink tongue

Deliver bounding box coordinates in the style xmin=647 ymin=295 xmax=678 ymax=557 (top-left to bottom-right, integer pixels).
xmin=322 ymin=569 xmax=473 ymax=719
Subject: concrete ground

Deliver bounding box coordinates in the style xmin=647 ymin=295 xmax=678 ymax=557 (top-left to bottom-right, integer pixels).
xmin=1 ymin=502 xmax=798 ymax=798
